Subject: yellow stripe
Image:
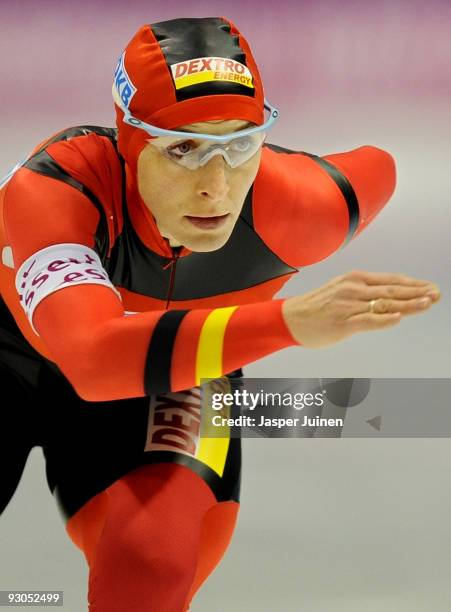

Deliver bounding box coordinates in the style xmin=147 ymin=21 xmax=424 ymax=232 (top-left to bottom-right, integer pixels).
xmin=194 ymin=309 xmax=237 ymax=477
xmin=175 ymin=70 xmax=254 ymax=90
xmin=195 ymin=306 xmax=238 ymax=384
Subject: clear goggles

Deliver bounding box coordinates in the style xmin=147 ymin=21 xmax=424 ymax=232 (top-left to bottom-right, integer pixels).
xmin=113 ymin=84 xmax=279 ymax=169
xmin=148 ymin=130 xmax=268 ymax=170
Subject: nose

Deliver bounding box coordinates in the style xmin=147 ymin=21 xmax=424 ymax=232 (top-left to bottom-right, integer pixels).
xmin=196 ymin=155 xmax=230 ymax=202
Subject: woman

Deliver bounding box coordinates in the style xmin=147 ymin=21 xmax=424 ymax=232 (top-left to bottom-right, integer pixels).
xmin=0 ymin=17 xmax=440 ymax=611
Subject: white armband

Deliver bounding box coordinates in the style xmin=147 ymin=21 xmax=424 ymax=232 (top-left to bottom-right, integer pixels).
xmin=15 ymin=243 xmax=122 ymax=335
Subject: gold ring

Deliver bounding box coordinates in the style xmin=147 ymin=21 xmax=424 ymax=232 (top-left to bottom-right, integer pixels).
xmin=368 ymin=299 xmax=377 ymax=313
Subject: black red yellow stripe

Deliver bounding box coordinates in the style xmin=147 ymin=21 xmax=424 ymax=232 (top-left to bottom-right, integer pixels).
xmin=144 ymin=306 xmax=239 ymax=394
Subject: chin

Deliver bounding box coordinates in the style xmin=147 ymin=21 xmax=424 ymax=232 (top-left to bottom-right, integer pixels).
xmin=183 ymin=230 xmax=232 ymax=252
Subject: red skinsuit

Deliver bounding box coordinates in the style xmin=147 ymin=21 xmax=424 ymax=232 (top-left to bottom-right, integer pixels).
xmin=0 ymin=126 xmax=395 ymax=611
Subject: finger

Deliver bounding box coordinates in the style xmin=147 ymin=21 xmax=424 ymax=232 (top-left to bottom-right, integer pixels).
xmin=394 ymin=297 xmax=434 ymax=316
xmin=361 ymin=296 xmax=432 ymax=315
xmin=354 ymin=284 xmax=440 ymax=302
xmin=347 ymin=311 xmax=402 ymax=332
xmin=346 ymin=270 xmax=433 ymax=286
xmin=426 ymin=288 xmax=442 ymax=302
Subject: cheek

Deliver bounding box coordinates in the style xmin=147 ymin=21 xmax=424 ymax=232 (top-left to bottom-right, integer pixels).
xmin=139 ymin=156 xmax=190 ymax=208
xmin=230 ymin=156 xmax=261 ymax=198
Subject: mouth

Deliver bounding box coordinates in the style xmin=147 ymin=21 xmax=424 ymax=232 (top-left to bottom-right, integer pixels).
xmin=185 ymin=213 xmax=230 ymax=230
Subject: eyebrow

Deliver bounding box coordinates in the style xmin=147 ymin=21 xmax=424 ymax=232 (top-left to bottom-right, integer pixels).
xmin=181 ymin=121 xmax=253 ymax=133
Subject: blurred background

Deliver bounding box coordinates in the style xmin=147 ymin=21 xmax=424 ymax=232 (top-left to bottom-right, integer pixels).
xmin=1 ymin=0 xmax=450 ymax=610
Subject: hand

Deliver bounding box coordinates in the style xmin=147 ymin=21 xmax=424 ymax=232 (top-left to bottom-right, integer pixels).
xmin=281 ymin=270 xmax=441 ymax=348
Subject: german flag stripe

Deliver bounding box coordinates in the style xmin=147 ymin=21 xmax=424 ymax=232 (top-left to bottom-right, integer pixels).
xmin=146 ymin=305 xmax=239 ymax=394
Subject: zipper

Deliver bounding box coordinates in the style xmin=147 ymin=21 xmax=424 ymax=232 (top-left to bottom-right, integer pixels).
xmin=163 ymin=246 xmax=182 ymax=309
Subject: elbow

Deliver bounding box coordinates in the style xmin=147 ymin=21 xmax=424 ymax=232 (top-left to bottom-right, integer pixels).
xmin=353 ymin=146 xmax=397 ymax=235
xmin=47 ymin=336 xmax=139 ymax=403
xmin=363 ymin=145 xmax=397 ymax=200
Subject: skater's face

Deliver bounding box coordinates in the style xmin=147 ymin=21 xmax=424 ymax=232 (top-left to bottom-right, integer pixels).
xmin=137 ymin=119 xmax=262 ymax=252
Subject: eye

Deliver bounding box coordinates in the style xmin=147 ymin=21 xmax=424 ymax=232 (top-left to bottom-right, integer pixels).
xmin=167 ymin=140 xmax=198 ymax=158
xmin=230 ymin=137 xmax=251 ymax=152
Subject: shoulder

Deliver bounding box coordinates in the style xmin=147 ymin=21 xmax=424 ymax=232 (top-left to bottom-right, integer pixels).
xmin=3 ymin=124 xmax=124 ymax=229
xmin=1 ymin=126 xmax=124 ymax=263
xmin=29 ymin=125 xmax=122 ymax=188
xmin=3 ymin=125 xmax=121 ymax=195
xmin=255 ymin=142 xmax=395 ymax=207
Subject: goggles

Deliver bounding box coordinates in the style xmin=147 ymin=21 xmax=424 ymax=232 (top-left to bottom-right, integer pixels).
xmin=113 ymin=84 xmax=279 ymax=169
xmin=148 ymin=130 xmax=267 ymax=169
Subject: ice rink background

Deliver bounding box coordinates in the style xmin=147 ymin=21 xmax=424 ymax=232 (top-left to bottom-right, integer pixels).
xmin=1 ymin=1 xmax=450 ymax=610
